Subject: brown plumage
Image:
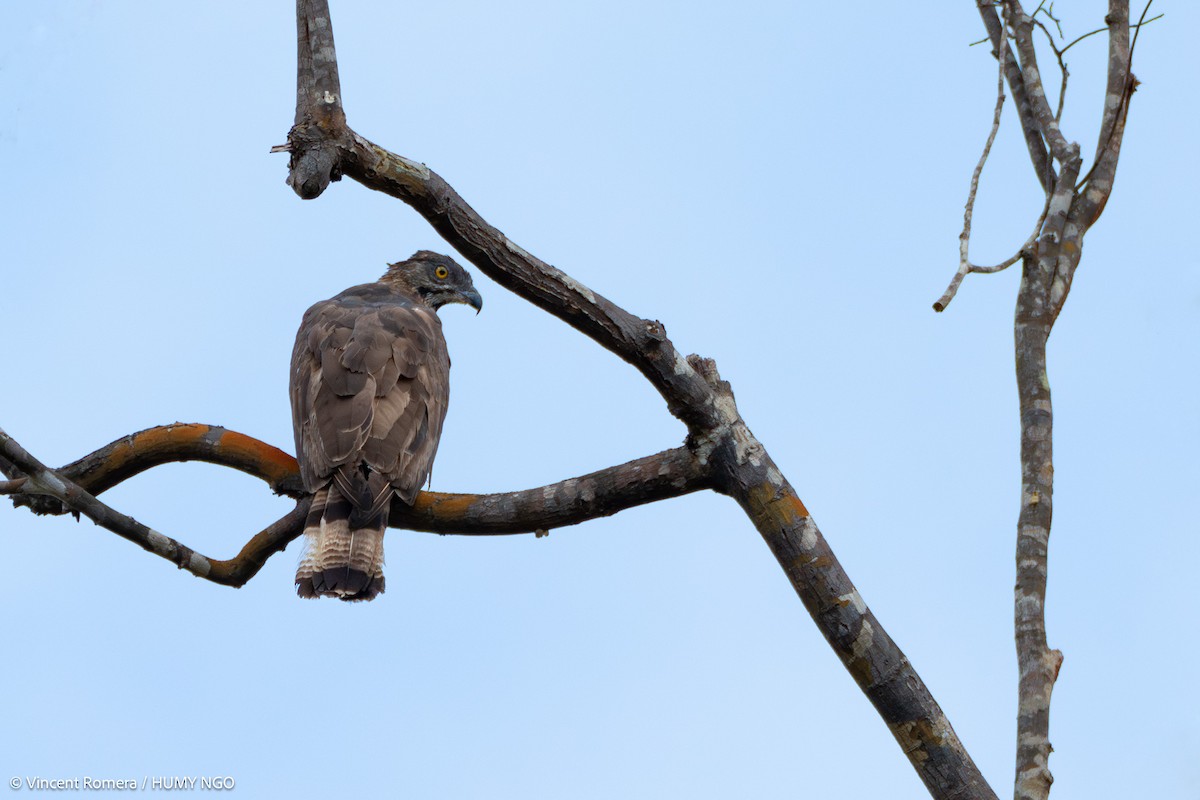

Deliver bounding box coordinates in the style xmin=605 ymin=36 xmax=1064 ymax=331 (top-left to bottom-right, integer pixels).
xmin=291 ymin=251 xmax=482 ymax=601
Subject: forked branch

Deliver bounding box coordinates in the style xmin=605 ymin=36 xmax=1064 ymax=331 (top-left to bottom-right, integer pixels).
xmin=942 ymin=3 xmax=1142 ymax=800
xmin=1 ymin=423 xmax=712 ymax=585
xmin=261 ymin=3 xmax=1004 ymax=798
xmin=935 ymin=3 xmax=1048 ymax=313
xmin=3 ymin=3 xmax=1016 ymax=797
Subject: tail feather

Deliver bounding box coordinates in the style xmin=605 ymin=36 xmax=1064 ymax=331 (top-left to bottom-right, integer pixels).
xmin=296 ymin=485 xmax=387 ymax=602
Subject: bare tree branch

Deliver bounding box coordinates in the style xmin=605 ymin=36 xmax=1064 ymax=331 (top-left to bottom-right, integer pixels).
xmin=935 ymin=4 xmax=1050 ymax=313
xmin=293 ymin=0 xmax=342 ymax=122
xmin=51 ymin=424 xmax=713 ymax=536
xmin=976 ymin=0 xmax=1056 ymax=193
xmin=0 ymin=0 xmax=1159 ymax=795
xmin=951 ymin=3 xmax=1143 ymax=799
xmin=936 ymin=13 xmax=1015 ymax=313
xmin=936 ymin=5 xmax=1038 ymax=313
xmin=3 ymin=422 xmax=714 ymax=584
xmin=1006 ymin=1 xmax=1075 ymax=163
xmin=343 ymin=132 xmax=725 ymax=436
xmin=1027 ymin=14 xmax=1070 ymax=122
xmin=3 ymin=423 xmax=302 ymax=520
xmin=3 ymin=423 xmax=712 ymax=534
xmin=686 ymin=358 xmax=998 ymax=800
xmin=64 ymin=423 xmax=303 ymax=499
xmin=1070 ymin=1 xmax=1138 ymax=233
xmin=0 ymin=423 xmax=304 ymax=586
xmin=1059 ymin=11 xmax=1161 ymax=55
xmin=1033 ymin=2 xmax=1064 ymax=39
xmin=267 ymin=3 xmax=1004 ymax=797
xmin=1008 ymin=14 xmax=1138 ymax=796
xmin=284 ymin=0 xmax=346 ymax=199
xmin=1011 ymin=147 xmax=1080 ymax=800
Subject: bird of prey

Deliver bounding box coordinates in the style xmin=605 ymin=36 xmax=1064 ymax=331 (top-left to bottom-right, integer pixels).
xmin=290 ymin=251 xmax=482 ymax=601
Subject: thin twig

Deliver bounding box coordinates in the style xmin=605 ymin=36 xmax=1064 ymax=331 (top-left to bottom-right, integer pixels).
xmin=1054 ymin=61 xmax=1069 ymax=122
xmin=963 ymin=9 xmax=1010 ymax=260
xmin=935 ymin=16 xmax=1011 ymax=312
xmin=1128 ymin=2 xmax=1155 ymax=72
xmin=1027 ymin=16 xmax=1069 ymax=122
xmin=935 ymin=3 xmax=1036 ymax=312
xmin=1034 ymin=2 xmax=1064 ymax=38
xmin=1060 ymin=12 xmax=1160 ymax=54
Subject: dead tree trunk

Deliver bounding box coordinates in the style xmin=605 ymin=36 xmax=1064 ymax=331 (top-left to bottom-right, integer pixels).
xmin=936 ymin=3 xmax=1141 ymax=798
xmin=1 ymin=3 xmax=1149 ymax=798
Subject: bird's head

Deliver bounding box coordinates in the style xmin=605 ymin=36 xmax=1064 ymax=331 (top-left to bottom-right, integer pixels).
xmin=382 ymin=251 xmax=483 ymax=313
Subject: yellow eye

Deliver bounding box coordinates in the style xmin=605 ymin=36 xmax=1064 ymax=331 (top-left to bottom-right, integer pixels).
xmin=435 ymin=266 xmax=449 ymax=279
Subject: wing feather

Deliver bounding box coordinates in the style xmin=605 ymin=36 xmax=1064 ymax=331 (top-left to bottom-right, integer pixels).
xmin=343 ymin=311 xmax=395 ymax=375
xmin=290 ymin=288 xmax=451 ymax=511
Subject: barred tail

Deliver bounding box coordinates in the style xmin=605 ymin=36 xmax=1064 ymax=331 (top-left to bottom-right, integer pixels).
xmin=295 ymin=485 xmax=387 ymax=602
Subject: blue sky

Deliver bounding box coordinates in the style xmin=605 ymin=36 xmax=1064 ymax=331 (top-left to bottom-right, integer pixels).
xmin=2 ymin=3 xmax=1197 ymax=798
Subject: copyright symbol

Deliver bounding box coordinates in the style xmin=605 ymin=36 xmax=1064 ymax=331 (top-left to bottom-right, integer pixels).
xmin=9 ymin=777 xmax=20 ymax=790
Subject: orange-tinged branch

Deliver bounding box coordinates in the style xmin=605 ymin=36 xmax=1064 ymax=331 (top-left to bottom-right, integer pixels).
xmin=3 ymin=424 xmax=711 ymax=586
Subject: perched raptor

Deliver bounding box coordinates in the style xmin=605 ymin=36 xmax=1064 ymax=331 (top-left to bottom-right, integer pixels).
xmin=291 ymin=251 xmax=482 ymax=601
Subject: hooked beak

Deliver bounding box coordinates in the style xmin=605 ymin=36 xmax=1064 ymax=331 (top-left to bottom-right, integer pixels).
xmin=461 ymin=288 xmax=483 ymax=314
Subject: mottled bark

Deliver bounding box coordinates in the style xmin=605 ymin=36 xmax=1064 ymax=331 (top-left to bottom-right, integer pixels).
xmin=0 ymin=424 xmax=712 ymax=585
xmin=976 ymin=1 xmax=1056 ymax=192
xmin=940 ymin=4 xmax=1138 ymax=800
xmin=7 ymin=2 xmax=1148 ymax=797
xmin=286 ymin=0 xmax=345 ymax=200
xmin=56 ymin=423 xmax=302 ymax=502
xmin=691 ymin=359 xmax=997 ymax=800
xmin=1011 ymin=150 xmax=1080 ymax=800
xmin=1008 ymin=8 xmax=1075 ymax=162
xmin=338 ymin=133 xmax=723 ymax=434
xmin=0 ymin=424 xmax=279 ymax=584
xmin=263 ymin=3 xmax=1004 ymax=797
